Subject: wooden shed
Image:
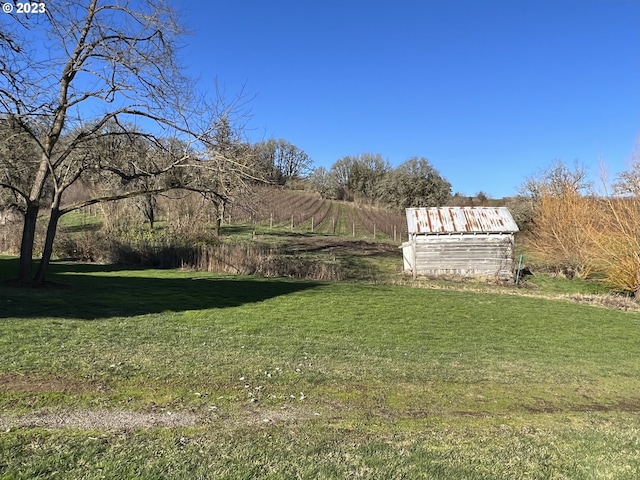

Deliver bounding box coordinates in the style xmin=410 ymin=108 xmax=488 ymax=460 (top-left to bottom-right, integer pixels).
xmin=401 ymin=206 xmax=519 ymax=280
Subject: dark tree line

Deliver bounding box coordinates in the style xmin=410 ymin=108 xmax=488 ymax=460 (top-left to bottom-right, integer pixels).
xmin=309 ymin=154 xmax=451 ymax=210
xmin=252 ymin=139 xmax=313 ymax=185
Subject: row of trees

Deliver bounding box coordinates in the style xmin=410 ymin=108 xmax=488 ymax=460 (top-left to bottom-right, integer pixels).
xmin=308 ymin=154 xmax=452 ymax=209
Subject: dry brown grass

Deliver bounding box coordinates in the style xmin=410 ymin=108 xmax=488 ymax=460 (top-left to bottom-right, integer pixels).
xmin=390 ymin=275 xmax=640 ymax=312
xmin=187 ymin=242 xmax=347 ymax=281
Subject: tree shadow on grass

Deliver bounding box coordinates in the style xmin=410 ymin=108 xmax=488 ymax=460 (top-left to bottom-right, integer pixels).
xmin=0 ymin=258 xmax=322 ymax=320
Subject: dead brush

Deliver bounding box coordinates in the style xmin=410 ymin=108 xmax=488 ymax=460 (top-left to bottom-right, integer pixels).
xmin=562 ymin=293 xmax=639 ymax=311
xmin=187 ymin=243 xmax=346 ymax=280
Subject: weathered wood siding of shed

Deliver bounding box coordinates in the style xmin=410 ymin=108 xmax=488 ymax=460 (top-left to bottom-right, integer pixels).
xmin=407 ymin=233 xmax=515 ymax=279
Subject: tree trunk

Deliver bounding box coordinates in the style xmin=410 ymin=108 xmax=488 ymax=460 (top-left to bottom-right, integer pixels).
xmin=17 ymin=202 xmax=40 ymax=284
xmin=18 ymin=150 xmax=52 ymax=284
xmin=33 ymin=206 xmax=61 ymax=286
xmin=212 ymin=199 xmax=225 ymax=237
xmin=142 ymin=194 xmax=157 ymax=230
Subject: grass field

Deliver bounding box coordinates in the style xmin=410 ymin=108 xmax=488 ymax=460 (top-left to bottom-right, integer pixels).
xmin=0 ymin=256 xmax=639 ymax=479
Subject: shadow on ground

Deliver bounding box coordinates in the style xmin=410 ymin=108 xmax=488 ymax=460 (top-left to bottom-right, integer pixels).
xmin=0 ymin=258 xmax=321 ymax=320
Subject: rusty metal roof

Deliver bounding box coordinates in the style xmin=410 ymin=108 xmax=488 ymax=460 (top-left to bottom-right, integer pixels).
xmin=406 ymin=207 xmax=519 ymax=234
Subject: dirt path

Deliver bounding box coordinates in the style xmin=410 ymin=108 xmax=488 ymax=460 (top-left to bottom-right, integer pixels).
xmin=0 ymin=407 xmax=319 ymax=431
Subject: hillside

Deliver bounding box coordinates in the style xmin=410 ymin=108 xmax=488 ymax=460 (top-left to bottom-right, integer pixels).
xmin=226 ymin=186 xmax=408 ymax=242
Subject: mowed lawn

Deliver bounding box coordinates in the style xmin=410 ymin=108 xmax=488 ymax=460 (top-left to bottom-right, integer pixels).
xmin=0 ymin=258 xmax=638 ymax=479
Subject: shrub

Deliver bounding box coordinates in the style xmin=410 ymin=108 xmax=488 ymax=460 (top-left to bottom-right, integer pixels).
xmin=523 ymin=158 xmax=640 ymax=295
xmin=588 ymin=197 xmax=640 ymax=295
xmin=526 ymin=191 xmax=597 ymax=278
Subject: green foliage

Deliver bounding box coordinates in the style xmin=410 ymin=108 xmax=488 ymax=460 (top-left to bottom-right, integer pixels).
xmin=523 ymin=272 xmax=607 ymax=295
xmin=323 ymin=154 xmax=451 ymax=209
xmin=381 ymin=157 xmax=452 ymax=209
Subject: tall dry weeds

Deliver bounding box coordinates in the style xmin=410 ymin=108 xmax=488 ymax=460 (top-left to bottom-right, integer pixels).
xmin=526 ymin=158 xmax=640 ymax=295
xmin=527 ymin=190 xmax=597 ymax=278
xmin=189 ymin=243 xmax=345 ymax=280
xmin=587 ymin=175 xmax=640 ymax=295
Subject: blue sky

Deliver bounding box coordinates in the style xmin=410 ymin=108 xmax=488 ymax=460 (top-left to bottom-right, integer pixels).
xmin=181 ymin=0 xmax=639 ymax=197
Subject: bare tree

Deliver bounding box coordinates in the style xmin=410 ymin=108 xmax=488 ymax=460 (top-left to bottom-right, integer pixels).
xmin=0 ymin=116 xmax=41 ymax=215
xmin=329 ymin=156 xmax=356 ymax=200
xmin=613 ymin=141 xmax=640 ymax=196
xmin=522 ymin=160 xmax=592 ymax=200
xmin=252 ymin=139 xmax=312 ymax=185
xmin=308 ymin=166 xmax=338 ymax=198
xmin=0 ymin=0 xmax=252 ymax=285
xmin=203 ymin=116 xmax=257 ymax=235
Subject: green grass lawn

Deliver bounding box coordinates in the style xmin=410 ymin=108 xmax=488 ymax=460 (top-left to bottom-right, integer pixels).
xmin=0 ymin=257 xmax=638 ymax=479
